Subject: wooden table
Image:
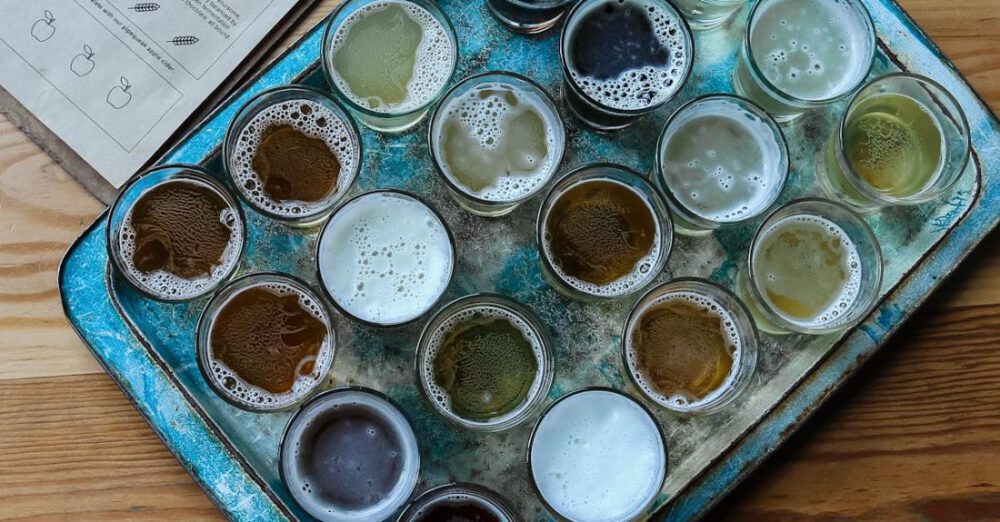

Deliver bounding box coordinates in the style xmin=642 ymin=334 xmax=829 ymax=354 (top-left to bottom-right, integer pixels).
xmin=2 ymin=1 xmax=999 ymax=519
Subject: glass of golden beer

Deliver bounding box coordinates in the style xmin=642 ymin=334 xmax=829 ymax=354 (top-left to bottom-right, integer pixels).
xmin=738 ymin=198 xmax=883 ymax=335
xmin=818 ymin=73 xmax=971 ymax=210
xmin=623 ymin=278 xmax=759 ymax=414
xmin=537 ymin=164 xmax=674 ymax=301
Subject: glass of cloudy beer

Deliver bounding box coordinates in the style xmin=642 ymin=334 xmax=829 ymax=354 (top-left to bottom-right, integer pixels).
xmin=322 ymin=0 xmax=458 ymax=133
xmin=316 ymin=190 xmax=456 ymax=328
xmin=224 ymin=85 xmax=362 ymax=227
xmin=429 ymin=71 xmax=566 ymax=217
xmin=818 ymin=73 xmax=971 ymax=210
xmin=656 ymin=94 xmax=788 ymax=236
xmin=537 ymin=164 xmax=673 ymax=301
xmin=107 ymin=164 xmax=245 ymax=302
xmin=416 ymin=294 xmax=554 ymax=432
xmin=623 ymin=278 xmax=758 ymax=414
xmin=559 ymin=0 xmax=694 ymax=131
xmin=733 ymin=0 xmax=876 ymax=122
xmin=738 ymin=199 xmax=884 ymax=335
xmin=528 ymin=387 xmax=668 ymax=522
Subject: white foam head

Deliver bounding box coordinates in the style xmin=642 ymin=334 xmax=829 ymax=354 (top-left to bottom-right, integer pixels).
xmin=659 ymin=97 xmax=786 ymax=223
xmin=530 ymin=389 xmax=666 ymax=522
xmin=118 ymin=179 xmax=243 ymax=300
xmin=420 ymin=304 xmax=548 ymax=427
xmin=230 ymin=98 xmax=360 ymax=217
xmin=750 ymin=0 xmax=874 ymax=101
xmin=624 ymin=291 xmax=743 ymax=411
xmin=754 ymin=214 xmax=863 ymax=328
xmin=432 ymin=79 xmax=564 ymax=202
xmin=328 ymin=0 xmax=455 ymax=113
xmin=205 ymin=280 xmax=334 ymax=411
xmin=541 ymin=179 xmax=664 ymax=298
xmin=566 ymin=0 xmax=691 ymax=111
xmin=318 ymin=192 xmax=454 ymax=326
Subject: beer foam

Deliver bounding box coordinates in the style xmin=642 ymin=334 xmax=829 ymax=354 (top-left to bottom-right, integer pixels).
xmin=567 ymin=0 xmax=691 ymax=111
xmin=420 ymin=305 xmax=547 ymax=427
xmin=318 ymin=192 xmax=454 ymax=325
xmin=231 ymin=99 xmax=359 ymax=217
xmin=750 ymin=0 xmax=872 ymax=101
xmin=328 ymin=0 xmax=455 ymax=113
xmin=433 ymin=82 xmax=562 ymax=202
xmin=625 ymin=291 xmax=742 ymax=411
xmin=282 ymin=389 xmax=420 ymax=521
xmin=541 ymin=182 xmax=664 ymax=298
xmin=755 ymin=215 xmax=863 ymax=328
xmin=206 ymin=281 xmax=334 ymax=410
xmin=659 ymin=98 xmax=786 ymax=223
xmin=530 ymin=390 xmax=666 ymax=522
xmin=117 ymin=180 xmax=242 ymax=300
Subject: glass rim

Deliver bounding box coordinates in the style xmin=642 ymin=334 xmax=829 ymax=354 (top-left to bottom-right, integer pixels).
xmin=525 ymin=386 xmax=669 ymax=521
xmin=314 ymin=188 xmax=457 ymax=328
xmin=396 ymin=482 xmax=520 ymax=522
xmin=497 ymin=0 xmax=577 ymax=8
xmin=655 ymin=93 xmax=790 ymax=229
xmin=743 ymin=0 xmax=876 ymax=105
xmin=414 ymin=292 xmax=554 ymax=431
xmin=194 ymin=271 xmax=337 ymax=413
xmin=105 ymin=163 xmax=246 ymax=303
xmin=221 ymin=84 xmax=363 ymax=223
xmin=278 ymin=385 xmax=421 ymax=521
xmin=558 ymin=0 xmax=695 ymax=116
xmin=621 ymin=277 xmax=760 ymax=414
xmin=536 ymin=163 xmax=675 ymax=300
xmin=745 ymin=197 xmax=885 ymax=334
xmin=427 ymin=70 xmax=567 ymax=207
xmin=321 ymin=0 xmax=459 ymax=119
xmin=834 ymin=72 xmax=972 ymax=205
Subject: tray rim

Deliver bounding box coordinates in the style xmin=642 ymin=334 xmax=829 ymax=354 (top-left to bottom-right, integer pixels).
xmin=57 ymin=0 xmax=1000 ymax=520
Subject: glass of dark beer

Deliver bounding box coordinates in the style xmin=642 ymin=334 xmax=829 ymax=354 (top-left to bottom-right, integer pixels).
xmin=559 ymin=0 xmax=693 ymax=131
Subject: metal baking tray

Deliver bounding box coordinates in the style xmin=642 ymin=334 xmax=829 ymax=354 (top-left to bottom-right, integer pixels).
xmin=59 ymin=0 xmax=1000 ymax=519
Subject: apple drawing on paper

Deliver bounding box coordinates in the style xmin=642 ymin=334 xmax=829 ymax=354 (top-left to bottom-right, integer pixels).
xmin=107 ymin=76 xmax=132 ymax=110
xmin=31 ymin=10 xmax=56 ymax=42
xmin=71 ymin=45 xmax=95 ymax=76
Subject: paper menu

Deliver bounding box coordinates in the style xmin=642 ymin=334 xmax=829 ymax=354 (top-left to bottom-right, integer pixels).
xmin=0 ymin=0 xmax=302 ymax=187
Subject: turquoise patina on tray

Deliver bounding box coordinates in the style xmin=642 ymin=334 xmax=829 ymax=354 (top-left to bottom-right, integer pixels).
xmin=60 ymin=0 xmax=1000 ymax=520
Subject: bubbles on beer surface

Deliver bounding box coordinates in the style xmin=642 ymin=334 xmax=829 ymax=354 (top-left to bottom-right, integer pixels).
xmin=750 ymin=0 xmax=872 ymax=101
xmin=567 ymin=0 xmax=690 ymax=111
xmin=543 ymin=179 xmax=661 ymax=296
xmin=328 ymin=0 xmax=455 ymax=113
xmin=119 ymin=179 xmax=242 ymax=300
xmin=435 ymin=83 xmax=561 ymax=202
xmin=207 ymin=282 xmax=333 ymax=410
xmin=753 ymin=215 xmax=862 ymax=328
xmin=422 ymin=306 xmax=545 ymax=425
xmin=660 ymin=99 xmax=786 ymax=223
xmin=843 ymin=94 xmax=944 ymax=196
xmin=232 ymin=99 xmax=359 ymax=217
xmin=530 ymin=390 xmax=665 ymax=522
xmin=318 ymin=192 xmax=453 ymax=325
xmin=625 ymin=291 xmax=741 ymax=410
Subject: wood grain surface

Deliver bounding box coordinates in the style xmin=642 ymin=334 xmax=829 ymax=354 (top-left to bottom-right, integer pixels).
xmin=1 ymin=0 xmax=998 ymax=520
